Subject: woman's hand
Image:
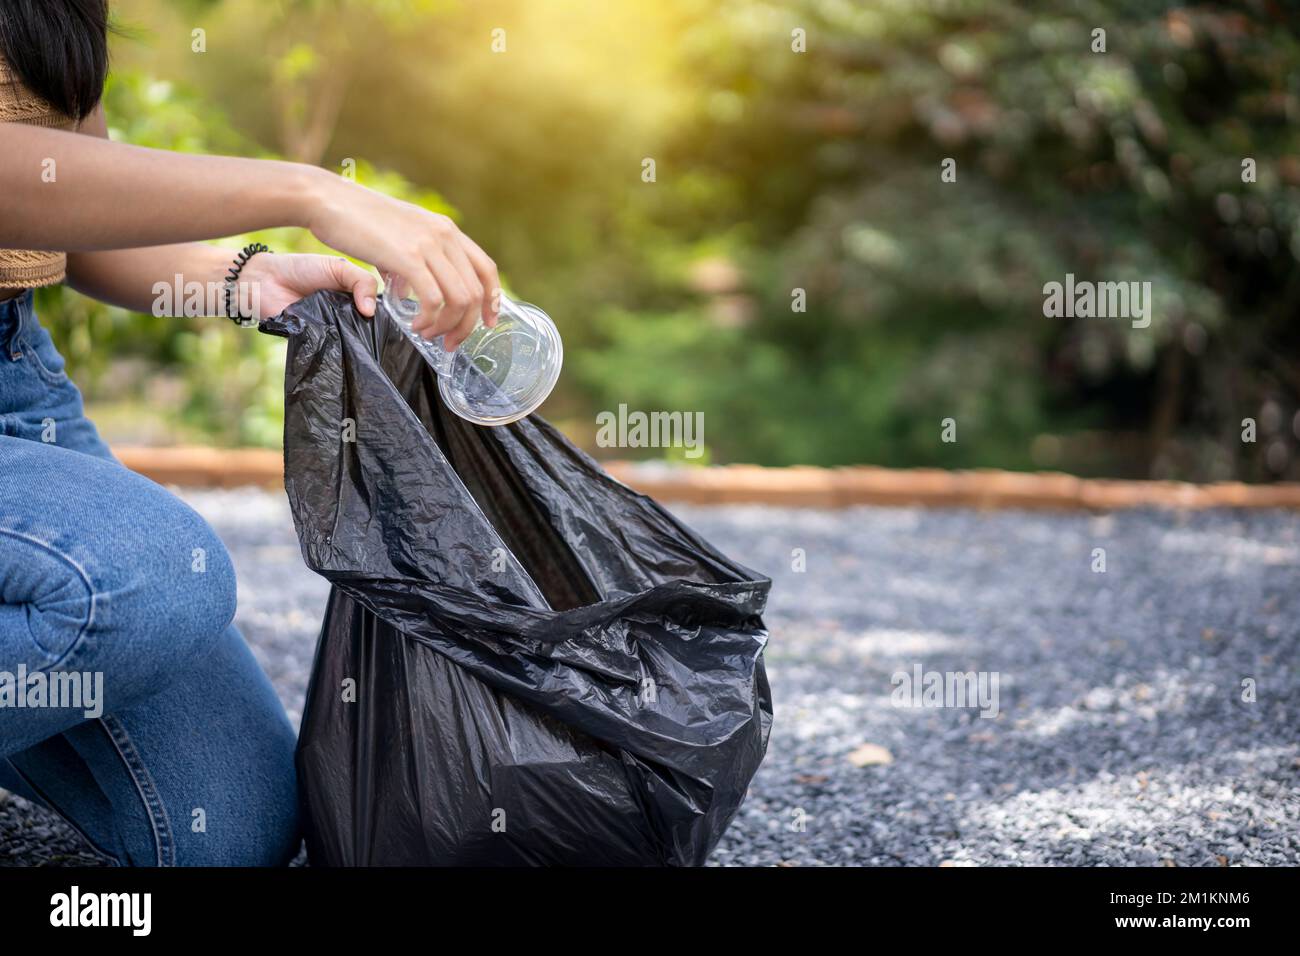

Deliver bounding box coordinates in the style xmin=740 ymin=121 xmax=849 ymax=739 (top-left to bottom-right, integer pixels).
xmin=238 ymin=252 xmax=380 ymax=323
xmin=304 ymin=174 xmax=501 ymax=349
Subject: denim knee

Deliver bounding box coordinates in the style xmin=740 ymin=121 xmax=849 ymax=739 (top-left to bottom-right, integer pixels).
xmin=162 ymin=511 xmax=238 ymax=665
xmin=49 ymin=494 xmax=242 ymax=701
xmin=112 ymin=505 xmax=238 ymax=683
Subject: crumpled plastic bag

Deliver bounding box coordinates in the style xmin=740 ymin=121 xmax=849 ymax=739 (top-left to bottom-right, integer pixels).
xmin=261 ymin=290 xmax=773 ymax=866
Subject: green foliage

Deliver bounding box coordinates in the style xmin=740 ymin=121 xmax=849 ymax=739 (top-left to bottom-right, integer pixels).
xmin=629 ymin=0 xmax=1300 ymax=478
xmin=36 ymin=1 xmax=1300 ymax=478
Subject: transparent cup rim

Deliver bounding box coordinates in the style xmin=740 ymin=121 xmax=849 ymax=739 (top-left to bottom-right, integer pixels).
xmin=440 ymin=299 xmax=563 ymax=426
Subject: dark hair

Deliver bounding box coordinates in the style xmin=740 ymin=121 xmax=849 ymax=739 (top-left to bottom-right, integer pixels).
xmin=0 ymin=0 xmax=109 ymax=121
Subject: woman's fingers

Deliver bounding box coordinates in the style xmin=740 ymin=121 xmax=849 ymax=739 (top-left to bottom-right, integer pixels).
xmin=374 ymin=215 xmax=493 ymax=344
xmin=407 ymin=267 xmax=446 ymax=337
xmin=329 ymin=258 xmax=379 ymax=317
xmin=441 ymin=242 xmax=486 ymax=349
xmin=458 ymin=234 xmax=501 ymax=327
xmin=434 ymin=252 xmax=476 ymax=345
xmin=410 ymin=253 xmax=470 ymax=342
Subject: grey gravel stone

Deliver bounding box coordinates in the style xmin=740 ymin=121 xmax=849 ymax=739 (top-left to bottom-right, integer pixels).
xmin=2 ymin=490 xmax=1297 ymax=866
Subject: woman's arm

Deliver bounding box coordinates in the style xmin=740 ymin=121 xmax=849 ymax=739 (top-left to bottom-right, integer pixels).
xmin=64 ymin=108 xmax=378 ymax=319
xmin=0 ymin=121 xmax=313 ymax=252
xmin=66 ymin=242 xmax=379 ymax=321
xmin=1 ymin=115 xmax=498 ymax=346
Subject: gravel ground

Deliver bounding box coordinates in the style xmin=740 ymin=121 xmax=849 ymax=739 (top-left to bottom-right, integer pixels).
xmin=3 ymin=488 xmax=1298 ymax=866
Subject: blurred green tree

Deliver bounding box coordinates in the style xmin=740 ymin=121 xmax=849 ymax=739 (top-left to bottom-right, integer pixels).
xmin=39 ymin=0 xmax=1300 ymax=478
xmin=584 ymin=0 xmax=1300 ymax=478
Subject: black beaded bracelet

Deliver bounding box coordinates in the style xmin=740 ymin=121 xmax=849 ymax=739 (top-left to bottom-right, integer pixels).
xmin=223 ymin=242 xmax=272 ymax=326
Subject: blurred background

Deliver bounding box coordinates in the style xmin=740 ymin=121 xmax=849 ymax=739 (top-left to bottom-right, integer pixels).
xmin=39 ymin=0 xmax=1300 ymax=480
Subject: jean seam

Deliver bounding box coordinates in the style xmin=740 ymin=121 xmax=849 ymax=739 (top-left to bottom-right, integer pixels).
xmin=100 ymin=715 xmax=177 ymax=866
xmin=0 ymin=526 xmax=96 ymax=670
xmin=16 ymin=337 xmax=69 ymax=388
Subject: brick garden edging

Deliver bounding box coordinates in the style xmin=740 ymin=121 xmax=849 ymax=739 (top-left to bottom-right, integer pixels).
xmin=115 ymin=446 xmax=285 ymax=489
xmin=607 ymin=464 xmax=1300 ymax=510
xmin=111 ymin=446 xmax=1300 ymax=510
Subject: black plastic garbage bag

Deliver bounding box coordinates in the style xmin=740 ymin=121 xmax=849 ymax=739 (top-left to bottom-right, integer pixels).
xmin=262 ymin=291 xmax=773 ymax=866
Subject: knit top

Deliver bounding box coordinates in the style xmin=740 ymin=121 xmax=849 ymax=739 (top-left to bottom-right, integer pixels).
xmin=0 ymin=53 xmax=77 ymax=290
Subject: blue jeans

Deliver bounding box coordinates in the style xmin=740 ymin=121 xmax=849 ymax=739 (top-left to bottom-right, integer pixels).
xmin=0 ymin=290 xmax=299 ymax=865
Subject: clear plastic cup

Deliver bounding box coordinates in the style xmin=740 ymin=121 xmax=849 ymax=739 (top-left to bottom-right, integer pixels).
xmin=379 ymin=274 xmax=563 ymax=426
